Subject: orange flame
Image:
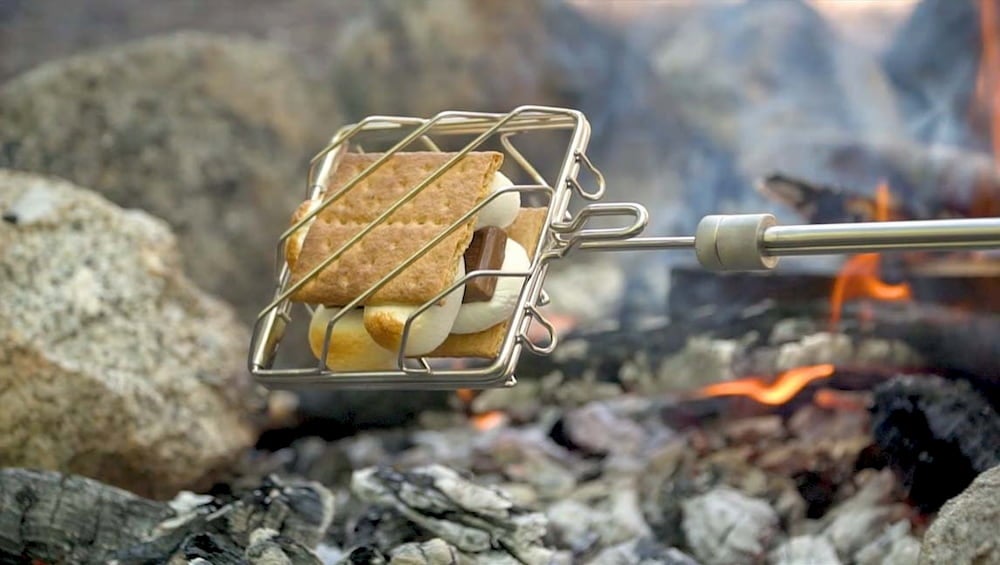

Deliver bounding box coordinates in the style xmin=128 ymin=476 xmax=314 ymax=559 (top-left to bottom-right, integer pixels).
xmin=471 ymin=410 xmax=508 ymax=431
xmin=697 ymin=364 xmax=836 ymax=405
xmin=978 ymin=0 xmax=1000 ymax=160
xmin=829 ymin=183 xmax=912 ymax=329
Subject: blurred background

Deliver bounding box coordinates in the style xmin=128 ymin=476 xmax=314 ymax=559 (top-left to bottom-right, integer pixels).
xmin=1 ymin=0 xmax=993 ymax=430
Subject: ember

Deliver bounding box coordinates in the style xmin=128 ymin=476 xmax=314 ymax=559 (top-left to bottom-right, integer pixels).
xmin=697 ymin=364 xmax=836 ymax=406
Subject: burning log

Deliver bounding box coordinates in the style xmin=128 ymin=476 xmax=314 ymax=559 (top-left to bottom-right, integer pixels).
xmin=751 ymin=140 xmax=1000 ymax=224
xmin=0 ymin=469 xmax=334 ymax=563
xmin=870 ymin=374 xmax=1000 ymax=512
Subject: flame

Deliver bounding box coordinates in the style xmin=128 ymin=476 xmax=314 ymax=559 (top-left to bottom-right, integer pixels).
xmin=829 ymin=183 xmax=912 ymax=329
xmin=698 ymin=364 xmax=836 ymax=405
xmin=978 ymin=0 xmax=1000 ymax=160
xmin=471 ymin=410 xmax=507 ymax=431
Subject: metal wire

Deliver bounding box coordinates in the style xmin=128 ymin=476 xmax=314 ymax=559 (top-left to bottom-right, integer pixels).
xmin=250 ymin=106 xmax=607 ymax=389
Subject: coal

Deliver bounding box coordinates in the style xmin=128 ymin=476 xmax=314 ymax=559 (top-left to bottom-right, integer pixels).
xmin=870 ymin=374 xmax=1000 ymax=512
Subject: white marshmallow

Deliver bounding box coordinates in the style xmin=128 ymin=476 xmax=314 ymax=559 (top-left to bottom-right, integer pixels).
xmin=474 ymin=172 xmax=521 ymax=230
xmin=308 ymin=306 xmax=399 ymax=371
xmin=363 ymin=260 xmax=466 ymax=355
xmin=451 ymin=238 xmax=530 ymax=334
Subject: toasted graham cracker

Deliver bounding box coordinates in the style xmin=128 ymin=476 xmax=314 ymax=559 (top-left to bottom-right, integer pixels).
xmin=287 ymin=151 xmax=503 ymax=306
xmin=430 ymin=207 xmax=549 ymax=358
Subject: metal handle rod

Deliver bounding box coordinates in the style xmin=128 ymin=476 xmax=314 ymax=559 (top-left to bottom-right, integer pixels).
xmin=762 ymin=218 xmax=1000 ymax=255
xmin=577 ymin=214 xmax=1000 ymax=271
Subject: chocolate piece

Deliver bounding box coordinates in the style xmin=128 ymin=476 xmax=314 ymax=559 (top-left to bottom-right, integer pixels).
xmin=463 ymin=226 xmax=507 ymax=302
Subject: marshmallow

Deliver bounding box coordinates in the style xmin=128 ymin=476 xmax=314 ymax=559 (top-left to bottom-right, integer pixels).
xmin=451 ymin=238 xmax=530 ymax=334
xmin=364 ymin=260 xmax=466 ymax=355
xmin=308 ymin=306 xmax=399 ymax=371
xmin=474 ymin=172 xmax=521 ymax=230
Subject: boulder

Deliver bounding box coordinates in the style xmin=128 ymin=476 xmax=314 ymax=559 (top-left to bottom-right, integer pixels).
xmin=328 ymin=0 xmax=625 ymax=119
xmin=0 ymin=31 xmax=332 ymax=324
xmin=0 ymin=169 xmax=264 ymax=499
xmin=920 ymin=464 xmax=1000 ymax=565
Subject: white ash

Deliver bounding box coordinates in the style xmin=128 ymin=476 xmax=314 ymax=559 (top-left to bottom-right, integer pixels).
xmin=547 ymin=482 xmax=652 ymax=553
xmin=681 ymin=486 xmax=780 ymax=565
xmin=854 ymin=521 xmax=921 ymax=565
xmin=585 ymin=538 xmax=701 ymax=565
xmin=768 ymin=535 xmax=842 ymax=565
xmin=655 ymin=336 xmax=744 ymax=392
xmin=350 ymin=465 xmax=563 ymax=565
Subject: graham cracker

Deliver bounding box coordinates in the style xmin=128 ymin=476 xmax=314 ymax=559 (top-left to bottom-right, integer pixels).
xmin=430 ymin=207 xmax=549 ymax=358
xmin=287 ymin=151 xmax=503 ymax=306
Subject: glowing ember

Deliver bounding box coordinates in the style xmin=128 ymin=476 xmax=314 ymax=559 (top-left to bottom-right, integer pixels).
xmin=829 ymin=183 xmax=912 ymax=329
xmin=813 ymin=388 xmax=869 ymax=412
xmin=471 ymin=410 xmax=508 ymax=431
xmin=698 ymin=364 xmax=836 ymax=405
xmin=456 ymin=388 xmax=477 ymax=404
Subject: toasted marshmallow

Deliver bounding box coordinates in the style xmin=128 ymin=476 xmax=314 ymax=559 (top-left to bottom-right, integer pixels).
xmin=474 ymin=172 xmax=521 ymax=230
xmin=364 ymin=260 xmax=466 ymax=355
xmin=286 ymin=199 xmax=321 ymax=267
xmin=308 ymin=306 xmax=399 ymax=371
xmin=452 ymin=238 xmax=530 ymax=334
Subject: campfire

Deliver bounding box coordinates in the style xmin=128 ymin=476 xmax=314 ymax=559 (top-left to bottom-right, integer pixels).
xmin=1 ymin=1 xmax=998 ymax=564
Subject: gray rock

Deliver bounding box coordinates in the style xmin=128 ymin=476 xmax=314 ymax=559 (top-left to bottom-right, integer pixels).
xmin=0 ymin=31 xmax=331 ymax=324
xmin=0 ymin=170 xmax=264 ymax=498
xmin=768 ymin=536 xmax=841 ymax=565
xmin=329 ymin=0 xmax=624 ymax=120
xmin=681 ymin=487 xmax=780 ymax=565
xmin=919 ymin=464 xmax=1000 ymax=565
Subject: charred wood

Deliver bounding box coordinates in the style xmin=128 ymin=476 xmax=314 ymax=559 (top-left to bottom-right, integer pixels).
xmin=0 ymin=469 xmax=333 ymax=564
xmin=870 ymin=374 xmax=1000 ymax=512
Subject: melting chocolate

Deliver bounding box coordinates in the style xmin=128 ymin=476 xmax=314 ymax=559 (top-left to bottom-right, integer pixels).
xmin=463 ymin=227 xmax=507 ymax=302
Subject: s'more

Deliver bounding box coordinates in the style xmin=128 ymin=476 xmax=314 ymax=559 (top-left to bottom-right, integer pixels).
xmin=283 ymin=150 xmax=547 ymax=370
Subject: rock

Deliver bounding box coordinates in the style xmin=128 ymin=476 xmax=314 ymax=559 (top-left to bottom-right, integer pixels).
xmin=351 ymin=465 xmax=563 ymax=565
xmin=870 ymin=374 xmax=1000 ymax=511
xmin=328 ymin=0 xmax=626 ymax=120
xmin=681 ymin=487 xmax=780 ymax=565
xmin=0 ymin=469 xmax=334 ymax=563
xmin=0 ymin=31 xmax=330 ymax=324
xmin=768 ymin=536 xmax=841 ymax=565
xmin=0 ymin=170 xmax=263 ymax=498
xmin=920 ymin=464 xmax=1000 ymax=565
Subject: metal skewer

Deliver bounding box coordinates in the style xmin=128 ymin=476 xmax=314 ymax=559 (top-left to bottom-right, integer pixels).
xmin=581 ymin=215 xmax=1000 ymax=271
